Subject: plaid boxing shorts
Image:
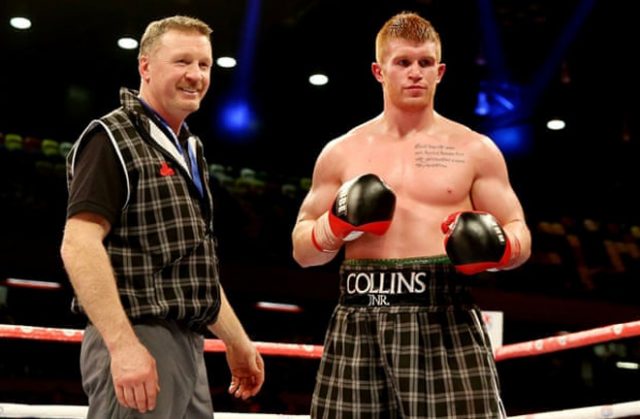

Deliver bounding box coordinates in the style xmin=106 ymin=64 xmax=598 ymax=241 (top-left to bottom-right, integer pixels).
xmin=311 ymin=256 xmax=506 ymax=418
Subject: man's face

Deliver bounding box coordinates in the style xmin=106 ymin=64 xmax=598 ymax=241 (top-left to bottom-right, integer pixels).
xmin=139 ymin=29 xmax=212 ymax=125
xmin=373 ymin=39 xmax=445 ymax=110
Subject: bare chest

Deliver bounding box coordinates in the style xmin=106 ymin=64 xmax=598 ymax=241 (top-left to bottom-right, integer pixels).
xmin=342 ymin=140 xmax=474 ymax=205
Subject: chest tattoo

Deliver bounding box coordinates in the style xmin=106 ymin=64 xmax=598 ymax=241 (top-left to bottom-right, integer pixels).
xmin=414 ymin=143 xmax=466 ymax=168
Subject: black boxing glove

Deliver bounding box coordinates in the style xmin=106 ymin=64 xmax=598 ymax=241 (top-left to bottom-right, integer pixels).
xmin=312 ymin=174 xmax=396 ymax=252
xmin=442 ymin=211 xmax=516 ymax=274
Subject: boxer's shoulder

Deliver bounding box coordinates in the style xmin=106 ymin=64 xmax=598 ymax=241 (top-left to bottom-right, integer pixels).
xmin=320 ymin=129 xmax=370 ymax=160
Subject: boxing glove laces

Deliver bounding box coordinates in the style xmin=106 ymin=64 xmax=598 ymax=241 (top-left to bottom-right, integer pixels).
xmin=312 ymin=173 xmax=396 ymax=252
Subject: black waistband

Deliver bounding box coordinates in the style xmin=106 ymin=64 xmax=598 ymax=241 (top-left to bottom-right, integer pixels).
xmin=338 ymin=258 xmax=472 ymax=308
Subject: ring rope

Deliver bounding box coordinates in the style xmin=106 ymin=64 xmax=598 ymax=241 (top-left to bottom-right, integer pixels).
xmin=3 ymin=320 xmax=640 ymax=361
xmin=494 ymin=320 xmax=640 ymax=361
xmin=0 ymin=403 xmax=307 ymax=418
xmin=0 ymin=324 xmax=323 ymax=359
xmin=508 ymin=400 xmax=640 ymax=419
xmin=3 ymin=323 xmax=640 ymax=418
xmin=2 ymin=400 xmax=640 ymax=418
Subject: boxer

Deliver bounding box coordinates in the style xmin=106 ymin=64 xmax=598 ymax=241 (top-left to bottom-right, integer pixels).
xmin=292 ymin=12 xmax=531 ymax=419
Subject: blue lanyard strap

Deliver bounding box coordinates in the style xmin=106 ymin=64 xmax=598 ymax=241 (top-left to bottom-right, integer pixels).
xmin=183 ymin=140 xmax=204 ymax=198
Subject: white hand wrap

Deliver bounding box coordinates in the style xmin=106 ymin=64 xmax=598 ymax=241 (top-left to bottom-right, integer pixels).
xmin=311 ymin=212 xmax=342 ymax=253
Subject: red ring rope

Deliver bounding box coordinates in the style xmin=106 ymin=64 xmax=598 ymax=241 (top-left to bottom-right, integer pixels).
xmin=0 ymin=324 xmax=323 ymax=359
xmin=2 ymin=320 xmax=640 ymax=361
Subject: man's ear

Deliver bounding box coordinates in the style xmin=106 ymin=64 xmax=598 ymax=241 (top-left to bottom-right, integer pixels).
xmin=139 ymin=56 xmax=150 ymax=83
xmin=436 ymin=62 xmax=446 ymax=83
xmin=371 ymin=62 xmax=383 ymax=83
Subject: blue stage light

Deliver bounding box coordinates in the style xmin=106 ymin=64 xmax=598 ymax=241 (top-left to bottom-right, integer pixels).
xmin=217 ymin=99 xmax=256 ymax=139
xmin=487 ymin=124 xmax=532 ymax=154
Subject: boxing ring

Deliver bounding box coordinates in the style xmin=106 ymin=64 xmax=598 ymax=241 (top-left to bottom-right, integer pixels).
xmin=2 ymin=321 xmax=640 ymax=418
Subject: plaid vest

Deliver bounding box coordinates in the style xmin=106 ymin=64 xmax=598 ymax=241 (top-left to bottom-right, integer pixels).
xmin=67 ymin=88 xmax=221 ymax=331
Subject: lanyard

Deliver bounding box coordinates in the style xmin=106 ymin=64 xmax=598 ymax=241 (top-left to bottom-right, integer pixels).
xmin=138 ymin=99 xmax=204 ymax=197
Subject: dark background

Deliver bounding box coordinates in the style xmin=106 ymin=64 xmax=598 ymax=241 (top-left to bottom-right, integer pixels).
xmin=1 ymin=0 xmax=639 ymax=416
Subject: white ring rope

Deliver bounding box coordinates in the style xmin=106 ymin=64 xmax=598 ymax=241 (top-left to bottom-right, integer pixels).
xmin=509 ymin=400 xmax=640 ymax=419
xmin=2 ymin=400 xmax=640 ymax=418
xmin=0 ymin=404 xmax=308 ymax=418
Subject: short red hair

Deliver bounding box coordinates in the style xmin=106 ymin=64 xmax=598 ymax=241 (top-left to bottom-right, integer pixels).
xmin=375 ymin=12 xmax=442 ymax=63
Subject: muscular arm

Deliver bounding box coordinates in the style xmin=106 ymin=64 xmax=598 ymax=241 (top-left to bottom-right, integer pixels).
xmin=291 ymin=141 xmax=343 ymax=267
xmin=207 ymin=288 xmax=264 ymax=399
xmin=471 ymin=137 xmax=532 ymax=269
xmin=60 ymin=213 xmax=158 ymax=413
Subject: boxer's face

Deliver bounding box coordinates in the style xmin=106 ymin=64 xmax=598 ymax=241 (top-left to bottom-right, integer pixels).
xmin=372 ymin=38 xmax=445 ymax=111
xmin=139 ymin=29 xmax=212 ymax=127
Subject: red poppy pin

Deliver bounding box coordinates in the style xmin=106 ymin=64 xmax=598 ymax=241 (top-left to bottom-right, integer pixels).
xmin=159 ymin=162 xmax=175 ymax=176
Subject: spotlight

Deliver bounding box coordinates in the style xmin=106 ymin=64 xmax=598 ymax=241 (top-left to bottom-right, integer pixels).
xmin=309 ymin=74 xmax=329 ymax=86
xmin=10 ymin=17 xmax=31 ymax=30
